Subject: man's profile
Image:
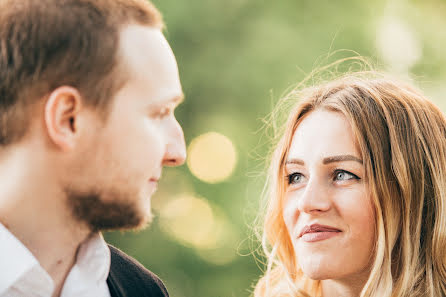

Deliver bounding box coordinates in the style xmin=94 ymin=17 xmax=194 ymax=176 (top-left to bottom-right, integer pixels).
xmin=0 ymin=0 xmax=186 ymax=296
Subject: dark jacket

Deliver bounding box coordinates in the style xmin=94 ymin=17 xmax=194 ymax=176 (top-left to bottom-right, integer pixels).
xmin=107 ymin=245 xmax=169 ymax=297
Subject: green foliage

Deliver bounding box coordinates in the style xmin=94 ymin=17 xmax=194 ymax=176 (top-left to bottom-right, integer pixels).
xmin=105 ymin=1 xmax=446 ymax=296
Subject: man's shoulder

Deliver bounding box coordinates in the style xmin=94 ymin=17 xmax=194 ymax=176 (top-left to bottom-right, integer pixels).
xmin=107 ymin=244 xmax=169 ymax=297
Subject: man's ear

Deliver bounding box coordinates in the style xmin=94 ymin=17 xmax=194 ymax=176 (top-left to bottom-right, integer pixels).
xmin=44 ymin=86 xmax=83 ymax=151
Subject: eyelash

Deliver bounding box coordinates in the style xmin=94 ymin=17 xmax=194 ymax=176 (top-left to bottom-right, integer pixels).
xmin=286 ymin=172 xmax=303 ymax=185
xmin=332 ymin=169 xmax=360 ymax=182
xmin=285 ymin=169 xmax=360 ymax=185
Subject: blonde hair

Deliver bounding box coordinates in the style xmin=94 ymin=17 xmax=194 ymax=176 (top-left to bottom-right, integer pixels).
xmin=255 ymin=72 xmax=446 ymax=297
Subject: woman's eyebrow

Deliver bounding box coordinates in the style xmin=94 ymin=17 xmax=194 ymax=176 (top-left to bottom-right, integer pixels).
xmin=285 ymin=158 xmax=304 ymax=165
xmin=322 ymin=155 xmax=363 ymax=164
xmin=285 ymin=155 xmax=363 ymax=166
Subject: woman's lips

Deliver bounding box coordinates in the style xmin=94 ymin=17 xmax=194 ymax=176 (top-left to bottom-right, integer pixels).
xmin=298 ymin=224 xmax=341 ymax=242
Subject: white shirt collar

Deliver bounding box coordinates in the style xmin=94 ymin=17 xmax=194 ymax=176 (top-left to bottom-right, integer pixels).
xmin=0 ymin=223 xmax=111 ymax=297
xmin=60 ymin=232 xmax=111 ymax=295
xmin=0 ymin=222 xmax=48 ymax=294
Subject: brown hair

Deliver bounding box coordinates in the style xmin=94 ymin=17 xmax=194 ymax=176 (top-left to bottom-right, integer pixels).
xmin=0 ymin=0 xmax=163 ymax=145
xmin=255 ymin=72 xmax=446 ymax=296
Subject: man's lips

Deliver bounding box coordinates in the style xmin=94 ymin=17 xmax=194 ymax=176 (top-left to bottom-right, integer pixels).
xmin=298 ymin=224 xmax=341 ymax=242
xmin=149 ymin=172 xmax=161 ymax=183
xmin=148 ymin=177 xmax=160 ymax=191
xmin=148 ymin=178 xmax=159 ymax=194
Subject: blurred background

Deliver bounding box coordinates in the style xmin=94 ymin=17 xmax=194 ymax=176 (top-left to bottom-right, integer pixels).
xmin=104 ymin=0 xmax=446 ymax=296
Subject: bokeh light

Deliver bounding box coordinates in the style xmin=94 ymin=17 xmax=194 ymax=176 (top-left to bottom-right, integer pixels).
xmin=376 ymin=16 xmax=422 ymax=73
xmin=187 ymin=132 xmax=237 ymax=184
xmin=151 ymin=169 xmax=194 ymax=213
xmin=158 ymin=194 xmax=239 ymax=265
xmin=159 ymin=194 xmax=216 ymax=249
xmin=196 ymin=223 xmax=239 ymax=266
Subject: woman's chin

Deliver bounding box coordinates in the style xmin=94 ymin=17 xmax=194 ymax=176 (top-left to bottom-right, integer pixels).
xmin=299 ymin=263 xmax=338 ymax=281
xmin=302 ymin=271 xmax=331 ymax=281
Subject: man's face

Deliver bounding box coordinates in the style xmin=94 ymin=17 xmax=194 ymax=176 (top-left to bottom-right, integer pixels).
xmin=66 ymin=25 xmax=186 ymax=231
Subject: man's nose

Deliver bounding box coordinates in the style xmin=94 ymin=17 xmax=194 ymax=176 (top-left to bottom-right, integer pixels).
xmin=162 ymin=118 xmax=186 ymax=166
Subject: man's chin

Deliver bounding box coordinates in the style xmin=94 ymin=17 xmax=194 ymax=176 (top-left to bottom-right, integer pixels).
xmin=67 ymin=190 xmax=154 ymax=232
xmin=90 ymin=207 xmax=154 ymax=232
xmin=113 ymin=210 xmax=153 ymax=232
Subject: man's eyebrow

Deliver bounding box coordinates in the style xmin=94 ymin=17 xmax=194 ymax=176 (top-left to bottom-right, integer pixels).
xmin=322 ymin=155 xmax=363 ymax=164
xmin=285 ymin=155 xmax=363 ymax=166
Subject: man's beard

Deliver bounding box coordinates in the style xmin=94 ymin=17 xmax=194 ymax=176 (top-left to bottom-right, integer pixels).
xmin=65 ymin=187 xmax=153 ymax=232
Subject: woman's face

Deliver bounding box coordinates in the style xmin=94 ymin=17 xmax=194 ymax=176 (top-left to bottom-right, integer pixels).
xmin=282 ymin=109 xmax=375 ymax=282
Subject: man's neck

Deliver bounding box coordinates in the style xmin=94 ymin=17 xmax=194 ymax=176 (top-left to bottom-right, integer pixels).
xmin=0 ymin=195 xmax=91 ymax=297
xmin=0 ymin=146 xmax=92 ymax=296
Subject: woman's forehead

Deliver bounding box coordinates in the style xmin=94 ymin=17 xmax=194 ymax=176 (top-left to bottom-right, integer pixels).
xmin=286 ymin=110 xmax=360 ymax=164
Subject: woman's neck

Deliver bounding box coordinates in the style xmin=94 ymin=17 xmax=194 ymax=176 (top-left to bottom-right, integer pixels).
xmin=321 ymin=272 xmax=369 ymax=297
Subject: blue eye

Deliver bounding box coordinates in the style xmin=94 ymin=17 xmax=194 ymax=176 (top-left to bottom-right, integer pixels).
xmin=287 ymin=173 xmax=304 ymax=185
xmin=333 ymin=170 xmax=358 ymax=181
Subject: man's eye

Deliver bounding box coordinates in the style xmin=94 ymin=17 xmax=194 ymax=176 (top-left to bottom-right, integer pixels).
xmin=333 ymin=170 xmax=359 ymax=181
xmin=287 ymin=173 xmax=304 ymax=185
